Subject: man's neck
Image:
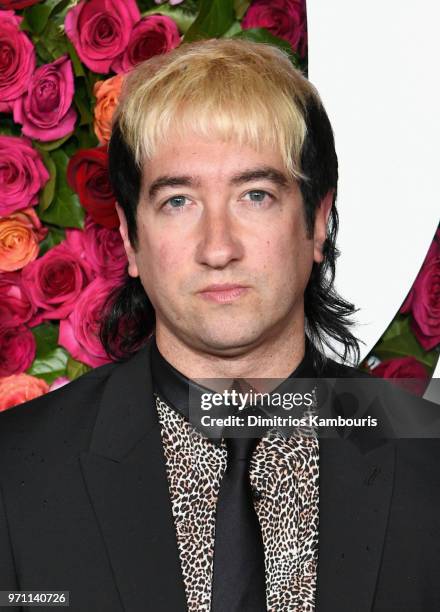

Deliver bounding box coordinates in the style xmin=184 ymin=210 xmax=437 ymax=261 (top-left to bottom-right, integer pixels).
xmin=154 ymin=324 xmax=306 ymax=380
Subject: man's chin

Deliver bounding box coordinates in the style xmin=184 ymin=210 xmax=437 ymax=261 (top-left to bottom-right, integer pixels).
xmin=191 ymin=327 xmax=264 ymax=356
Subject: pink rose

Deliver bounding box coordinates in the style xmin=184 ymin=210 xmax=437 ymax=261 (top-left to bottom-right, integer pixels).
xmin=410 ymin=255 xmax=440 ymax=350
xmin=49 ymin=376 xmax=70 ymax=392
xmin=113 ymin=15 xmax=180 ymax=73
xmin=59 ymin=276 xmax=114 ymax=367
xmin=0 ymin=325 xmax=36 ymax=377
xmin=0 ymin=11 xmax=35 ymax=112
xmin=0 ymin=135 xmax=49 ymax=216
xmin=13 ymin=55 xmax=76 ymax=142
xmin=400 ymin=229 xmax=440 ymax=316
xmin=0 ymin=271 xmax=36 ymax=328
xmin=371 ymin=356 xmax=430 ymax=396
xmin=65 ymin=0 xmax=141 ymax=74
xmin=0 ymin=372 xmax=49 ymax=411
xmin=242 ymin=0 xmax=307 ymax=57
xmin=81 ymin=215 xmax=127 ymax=279
xmin=21 ymin=240 xmax=94 ymax=321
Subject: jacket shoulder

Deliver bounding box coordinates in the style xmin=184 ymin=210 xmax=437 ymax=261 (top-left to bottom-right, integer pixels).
xmin=0 ymin=361 xmax=119 ymax=469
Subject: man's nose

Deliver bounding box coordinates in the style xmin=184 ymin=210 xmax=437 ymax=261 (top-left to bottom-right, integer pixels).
xmin=195 ymin=207 xmax=244 ymax=269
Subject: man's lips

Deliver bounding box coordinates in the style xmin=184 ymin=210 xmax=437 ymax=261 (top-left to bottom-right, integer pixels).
xmin=198 ymin=284 xmax=249 ymax=303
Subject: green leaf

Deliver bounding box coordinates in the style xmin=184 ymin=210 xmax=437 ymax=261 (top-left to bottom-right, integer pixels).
xmin=73 ymin=79 xmax=93 ymax=127
xmin=23 ymin=0 xmax=65 ymax=35
xmin=38 ymin=225 xmax=66 ymax=257
xmin=184 ymin=0 xmax=235 ymax=42
xmin=66 ymin=40 xmax=86 ymax=78
xmin=35 ymin=134 xmax=72 ymax=152
xmin=37 ymin=19 xmax=69 ymax=60
xmin=31 ymin=322 xmax=60 ymax=357
xmin=234 ymin=0 xmax=250 ymax=20
xmin=27 ymin=347 xmax=69 ymax=385
xmin=142 ymin=6 xmax=197 ymax=33
xmin=372 ymin=316 xmax=439 ymax=371
xmin=37 ymin=151 xmax=56 ymax=211
xmin=223 ymin=21 xmax=242 ymax=37
xmin=37 ymin=149 xmax=85 ymax=229
xmin=233 ymin=28 xmax=297 ymax=62
xmin=66 ymin=356 xmax=92 ymax=381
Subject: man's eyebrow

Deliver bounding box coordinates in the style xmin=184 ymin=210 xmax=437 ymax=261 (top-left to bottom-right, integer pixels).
xmin=147 ymin=166 xmax=290 ymax=200
xmin=148 ymin=175 xmax=200 ymax=200
xmin=229 ymin=166 xmax=291 ymax=188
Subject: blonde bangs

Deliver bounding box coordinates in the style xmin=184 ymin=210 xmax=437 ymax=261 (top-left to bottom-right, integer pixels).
xmin=116 ymin=39 xmax=319 ymax=180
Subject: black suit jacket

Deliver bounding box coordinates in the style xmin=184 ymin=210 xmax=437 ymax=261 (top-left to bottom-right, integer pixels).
xmin=1 ymin=336 xmax=440 ymax=611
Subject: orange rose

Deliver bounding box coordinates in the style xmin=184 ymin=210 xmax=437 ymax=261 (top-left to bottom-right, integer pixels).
xmin=0 ymin=207 xmax=47 ymax=272
xmin=0 ymin=373 xmax=49 ymax=412
xmin=93 ymin=74 xmax=124 ymax=144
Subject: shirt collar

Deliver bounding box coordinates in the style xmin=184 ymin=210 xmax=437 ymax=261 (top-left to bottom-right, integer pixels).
xmin=151 ymin=334 xmax=321 ymax=441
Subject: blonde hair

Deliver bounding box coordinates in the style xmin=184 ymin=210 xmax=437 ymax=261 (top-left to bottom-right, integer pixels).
xmin=115 ymin=38 xmax=321 ymax=180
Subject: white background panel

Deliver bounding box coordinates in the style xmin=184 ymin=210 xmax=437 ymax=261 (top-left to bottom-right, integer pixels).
xmin=307 ymin=0 xmax=440 ymax=373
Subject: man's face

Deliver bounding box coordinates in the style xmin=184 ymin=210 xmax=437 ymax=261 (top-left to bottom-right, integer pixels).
xmin=117 ymin=133 xmax=331 ymax=356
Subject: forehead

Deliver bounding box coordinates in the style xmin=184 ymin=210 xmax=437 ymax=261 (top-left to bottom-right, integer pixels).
xmin=141 ymin=132 xmax=289 ymax=183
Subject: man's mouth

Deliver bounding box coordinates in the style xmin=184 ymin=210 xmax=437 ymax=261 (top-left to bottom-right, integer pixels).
xmin=198 ymin=284 xmax=249 ymax=303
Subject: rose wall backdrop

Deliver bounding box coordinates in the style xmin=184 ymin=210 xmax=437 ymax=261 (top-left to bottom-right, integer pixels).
xmin=0 ymin=0 xmax=439 ymax=410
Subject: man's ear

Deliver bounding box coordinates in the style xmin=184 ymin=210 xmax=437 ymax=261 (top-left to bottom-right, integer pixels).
xmin=115 ymin=202 xmax=139 ymax=278
xmin=313 ymin=190 xmax=334 ymax=264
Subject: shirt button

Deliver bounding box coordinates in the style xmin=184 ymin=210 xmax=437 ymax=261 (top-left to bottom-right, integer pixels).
xmin=252 ymin=487 xmax=263 ymax=501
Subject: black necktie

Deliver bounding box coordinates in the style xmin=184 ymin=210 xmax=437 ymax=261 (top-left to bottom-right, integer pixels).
xmin=210 ymin=428 xmax=267 ymax=611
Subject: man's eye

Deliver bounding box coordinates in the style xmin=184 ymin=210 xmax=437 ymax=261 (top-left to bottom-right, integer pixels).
xmin=163 ymin=195 xmax=189 ymax=209
xmin=243 ymin=190 xmax=273 ymax=206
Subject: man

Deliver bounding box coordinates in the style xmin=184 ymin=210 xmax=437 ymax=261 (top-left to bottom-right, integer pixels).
xmin=1 ymin=39 xmax=440 ymax=612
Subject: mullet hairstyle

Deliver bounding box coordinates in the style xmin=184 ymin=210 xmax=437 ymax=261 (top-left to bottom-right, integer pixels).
xmin=101 ymin=38 xmax=361 ymax=371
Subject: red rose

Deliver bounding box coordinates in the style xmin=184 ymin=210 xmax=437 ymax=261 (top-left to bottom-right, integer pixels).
xmin=65 ymin=0 xmax=141 ymax=74
xmin=0 ymin=373 xmax=49 ymax=412
xmin=113 ymin=15 xmax=180 ymax=73
xmin=242 ymin=0 xmax=307 ymax=57
xmin=67 ymin=146 xmax=118 ymax=229
xmin=59 ymin=276 xmax=114 ymax=367
xmin=13 ymin=56 xmax=77 ymax=142
xmin=0 ymin=271 xmax=36 ymax=328
xmin=371 ymin=356 xmax=429 ymax=396
xmin=82 ymin=215 xmax=127 ymax=279
xmin=0 ymin=325 xmax=36 ymax=377
xmin=0 ymin=1 xmax=42 ymax=8
xmin=0 ymin=11 xmax=35 ymax=112
xmin=0 ymin=135 xmax=50 ymax=216
xmin=21 ymin=240 xmax=94 ymax=321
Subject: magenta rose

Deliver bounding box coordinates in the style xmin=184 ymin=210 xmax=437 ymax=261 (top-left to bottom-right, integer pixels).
xmin=0 ymin=136 xmax=50 ymax=217
xmin=13 ymin=56 xmax=76 ymax=142
xmin=21 ymin=240 xmax=94 ymax=321
xmin=59 ymin=276 xmax=114 ymax=367
xmin=410 ymin=255 xmax=440 ymax=350
xmin=65 ymin=0 xmax=141 ymax=74
xmin=0 ymin=325 xmax=36 ymax=377
xmin=371 ymin=356 xmax=430 ymax=396
xmin=0 ymin=271 xmax=36 ymax=329
xmin=80 ymin=215 xmax=126 ymax=279
xmin=0 ymin=1 xmax=42 ymax=8
xmin=113 ymin=15 xmax=180 ymax=73
xmin=242 ymin=0 xmax=307 ymax=57
xmin=0 ymin=11 xmax=35 ymax=112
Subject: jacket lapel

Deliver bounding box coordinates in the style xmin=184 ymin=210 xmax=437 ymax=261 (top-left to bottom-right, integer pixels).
xmin=315 ymin=435 xmax=395 ymax=612
xmin=79 ymin=339 xmax=188 ymax=612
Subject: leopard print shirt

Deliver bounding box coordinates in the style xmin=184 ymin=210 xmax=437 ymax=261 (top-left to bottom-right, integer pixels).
xmin=155 ymin=393 xmax=319 ymax=611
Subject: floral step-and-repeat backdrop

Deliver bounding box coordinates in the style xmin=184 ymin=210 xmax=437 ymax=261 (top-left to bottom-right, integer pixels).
xmin=0 ymin=0 xmax=439 ymax=410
